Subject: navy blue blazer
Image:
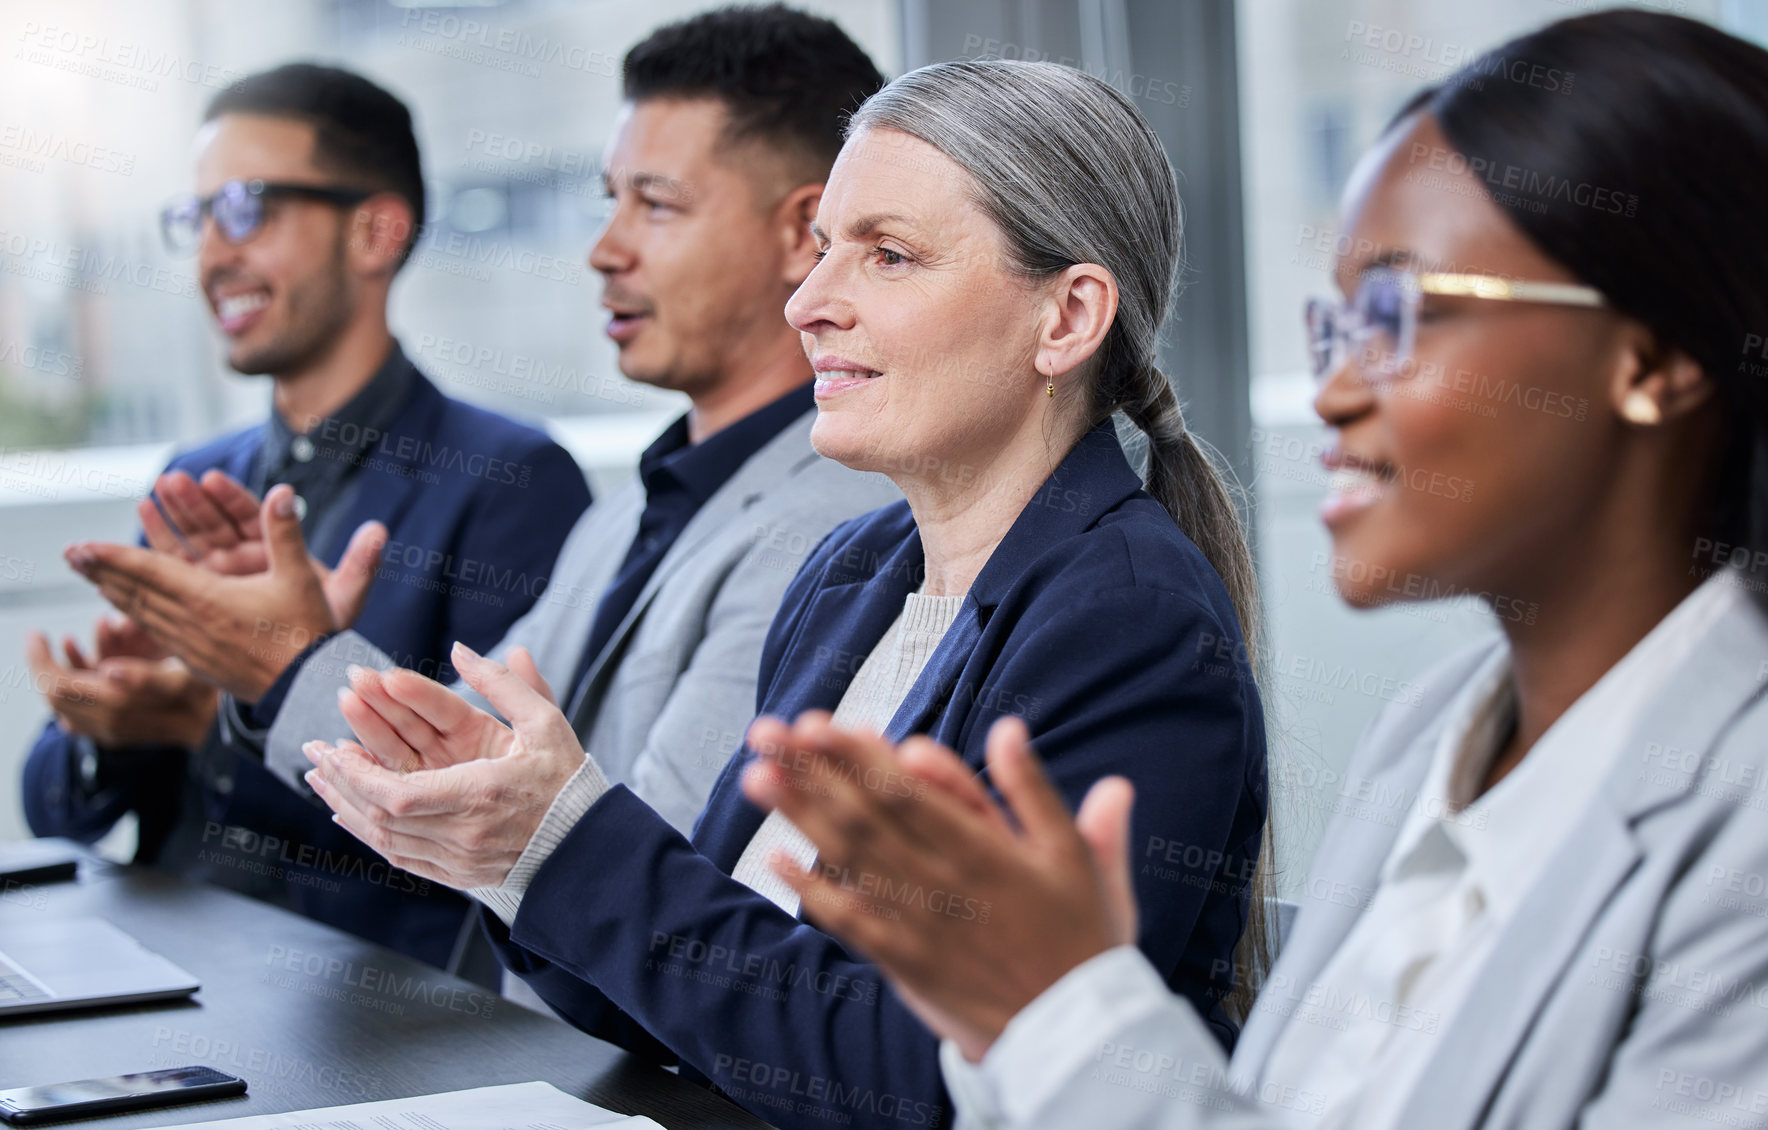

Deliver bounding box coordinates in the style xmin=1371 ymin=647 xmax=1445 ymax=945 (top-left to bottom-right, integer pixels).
xmin=484 ymin=419 xmax=1267 ymax=1130
xmin=23 ymin=369 xmax=591 ymax=969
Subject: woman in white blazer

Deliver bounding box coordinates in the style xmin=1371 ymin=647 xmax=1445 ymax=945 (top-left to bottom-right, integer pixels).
xmin=739 ymin=9 xmax=1768 ymax=1129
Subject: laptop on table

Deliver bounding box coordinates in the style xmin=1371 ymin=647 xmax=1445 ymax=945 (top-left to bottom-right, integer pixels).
xmin=0 ymin=918 xmax=199 ymax=1017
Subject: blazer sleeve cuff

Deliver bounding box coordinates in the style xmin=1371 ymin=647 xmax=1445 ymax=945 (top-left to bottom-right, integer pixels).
xmin=470 ymin=752 xmax=611 ymax=926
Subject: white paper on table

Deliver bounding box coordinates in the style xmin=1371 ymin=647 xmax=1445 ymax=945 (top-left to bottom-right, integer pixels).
xmin=152 ymin=1081 xmax=665 ymax=1130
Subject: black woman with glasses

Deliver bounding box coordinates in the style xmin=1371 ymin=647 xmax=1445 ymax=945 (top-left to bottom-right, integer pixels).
xmin=21 ymin=63 xmax=590 ymax=981
xmin=737 ymin=10 xmax=1768 ymax=1129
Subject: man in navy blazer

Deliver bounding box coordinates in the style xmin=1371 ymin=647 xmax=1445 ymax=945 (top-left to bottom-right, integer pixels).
xmin=21 ymin=63 xmax=590 ymax=974
xmin=316 ymin=419 xmax=1266 ymax=1129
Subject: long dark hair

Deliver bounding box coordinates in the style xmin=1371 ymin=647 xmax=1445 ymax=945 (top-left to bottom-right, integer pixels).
xmin=1402 ymin=10 xmax=1768 ymax=590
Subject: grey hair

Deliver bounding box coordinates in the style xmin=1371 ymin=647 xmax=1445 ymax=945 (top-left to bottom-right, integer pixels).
xmin=850 ymin=57 xmax=1272 ymax=1021
xmin=848 ymin=60 xmax=1259 ymax=654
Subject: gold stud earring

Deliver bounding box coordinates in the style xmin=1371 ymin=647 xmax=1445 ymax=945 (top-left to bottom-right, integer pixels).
xmin=1620 ymin=388 xmax=1662 ymax=426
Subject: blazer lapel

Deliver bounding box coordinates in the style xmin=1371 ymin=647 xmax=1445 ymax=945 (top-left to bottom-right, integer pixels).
xmin=1392 ymin=589 xmax=1768 ymax=1130
xmin=216 ymin=431 xmax=260 ymax=485
xmin=1388 ymin=807 xmax=1637 ymax=1130
xmin=694 ymin=539 xmax=922 ymax=866
xmin=1231 ymin=733 xmax=1442 ymax=1081
xmin=883 ymin=608 xmax=982 ymax=744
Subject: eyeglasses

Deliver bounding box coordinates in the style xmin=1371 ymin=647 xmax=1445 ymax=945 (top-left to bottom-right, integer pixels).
xmin=1305 ymin=267 xmax=1606 ymax=383
xmin=159 ymin=179 xmax=376 ymax=253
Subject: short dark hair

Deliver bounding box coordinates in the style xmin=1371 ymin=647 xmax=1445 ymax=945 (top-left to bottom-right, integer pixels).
xmin=623 ymin=3 xmax=884 ymax=183
xmin=205 ymin=63 xmax=424 ymax=267
xmin=1396 ymin=11 xmax=1768 ymax=600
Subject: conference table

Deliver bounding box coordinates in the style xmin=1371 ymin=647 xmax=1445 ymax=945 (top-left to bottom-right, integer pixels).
xmin=0 ymin=852 xmax=774 ymax=1129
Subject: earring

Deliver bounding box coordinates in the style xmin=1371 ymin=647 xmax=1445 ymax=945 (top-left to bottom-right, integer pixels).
xmin=1046 ymin=381 xmax=1054 ymax=399
xmin=1620 ymin=388 xmax=1662 ymax=426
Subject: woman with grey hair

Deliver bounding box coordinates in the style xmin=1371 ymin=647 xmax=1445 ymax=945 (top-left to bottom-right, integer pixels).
xmin=302 ymin=59 xmax=1269 ymax=1130
xmin=747 ymin=10 xmax=1768 ymax=1130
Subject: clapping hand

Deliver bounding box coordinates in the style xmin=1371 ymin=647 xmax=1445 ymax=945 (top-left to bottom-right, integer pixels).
xmin=301 ymin=643 xmax=585 ymax=890
xmin=741 ymin=712 xmax=1139 ymax=1062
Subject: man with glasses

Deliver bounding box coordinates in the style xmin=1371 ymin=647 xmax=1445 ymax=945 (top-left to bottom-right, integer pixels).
xmin=21 ymin=63 xmax=592 ymax=981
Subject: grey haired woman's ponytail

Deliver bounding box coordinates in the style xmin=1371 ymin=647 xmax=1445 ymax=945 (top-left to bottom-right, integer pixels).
xmin=1118 ymin=364 xmax=1262 ymax=668
xmin=1117 ymin=364 xmax=1273 ymax=1022
xmin=851 ymin=57 xmax=1273 ymax=1022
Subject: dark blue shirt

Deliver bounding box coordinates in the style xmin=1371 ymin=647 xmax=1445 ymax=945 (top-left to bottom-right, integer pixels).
xmin=564 ymin=380 xmax=813 ymax=711
xmin=252 ymin=341 xmax=415 ymax=555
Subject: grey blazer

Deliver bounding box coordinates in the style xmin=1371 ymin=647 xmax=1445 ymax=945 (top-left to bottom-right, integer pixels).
xmin=265 ymin=407 xmax=902 ymax=833
xmin=967 ymin=581 xmax=1768 ymax=1129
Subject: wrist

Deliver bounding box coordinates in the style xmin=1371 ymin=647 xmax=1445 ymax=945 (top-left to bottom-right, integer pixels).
xmin=240 ymin=607 xmax=334 ymax=703
xmin=238 ymin=637 xmax=302 ymax=702
xmin=961 ymin=937 xmax=1119 ymax=1062
xmin=175 ymin=692 xmax=220 ymax=749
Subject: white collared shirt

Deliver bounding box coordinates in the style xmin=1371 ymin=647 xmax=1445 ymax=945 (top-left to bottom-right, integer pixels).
xmin=944 ymin=570 xmax=1745 ymax=1130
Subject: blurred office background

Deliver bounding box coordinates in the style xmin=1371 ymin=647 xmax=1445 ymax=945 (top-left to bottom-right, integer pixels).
xmin=1 ymin=0 xmax=1761 ymax=892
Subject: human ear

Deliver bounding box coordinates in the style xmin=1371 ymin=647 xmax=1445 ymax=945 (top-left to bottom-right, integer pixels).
xmin=777 ymin=182 xmax=825 ymax=289
xmin=345 ymin=193 xmax=414 ymax=279
xmin=1033 ymin=262 xmax=1118 ymax=389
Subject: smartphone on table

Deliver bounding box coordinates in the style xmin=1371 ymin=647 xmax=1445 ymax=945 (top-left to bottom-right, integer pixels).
xmin=0 ymin=1065 xmax=246 ymax=1125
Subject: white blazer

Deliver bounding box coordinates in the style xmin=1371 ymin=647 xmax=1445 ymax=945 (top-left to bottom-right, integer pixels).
xmin=946 ymin=577 xmax=1768 ymax=1129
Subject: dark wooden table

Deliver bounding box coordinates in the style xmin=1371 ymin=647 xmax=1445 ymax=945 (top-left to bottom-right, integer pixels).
xmin=0 ymin=855 xmax=773 ymax=1130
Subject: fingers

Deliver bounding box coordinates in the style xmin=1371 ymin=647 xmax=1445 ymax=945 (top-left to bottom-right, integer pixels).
xmin=94 ymin=617 xmax=126 ymax=660
xmin=261 ymin=486 xmax=310 ymax=575
xmin=95 ymin=658 xmax=151 ymax=692
xmin=25 ymin=631 xmax=61 ymax=683
xmin=73 ymin=566 xmax=183 ymax=655
xmin=750 ymin=712 xmax=954 ymax=861
xmin=206 ymin=543 xmax=271 ymax=577
xmin=1074 ymin=776 xmax=1139 ymax=945
xmin=199 ymin=470 xmax=263 ymax=536
xmin=26 ymin=635 xmax=111 ymax=723
xmin=505 ymin=646 xmax=557 ymax=707
xmin=138 ymin=497 xmax=195 ymax=561
xmin=304 ymin=744 xmax=463 ymax=872
xmin=771 ymin=850 xmax=901 ymax=963
xmin=325 ymin=521 xmax=386 ymax=629
xmin=740 ymin=715 xmax=796 ymax=807
xmin=96 ymin=656 xmax=196 ymax=699
xmin=342 ymin=666 xmax=446 ymax=765
xmin=62 ymin=636 xmax=92 ymax=671
xmin=379 ymin=663 xmax=496 ymax=740
xmin=95 ymin=615 xmax=161 ymax=661
xmin=450 ymin=641 xmax=560 ymax=732
xmin=159 ymin=471 xmax=244 ymax=550
xmin=983 ymin=716 xmax=1073 ymax=842
xmin=69 ymin=542 xmax=193 ymax=605
xmin=338 ymin=683 xmax=423 ymax=772
xmin=898 ymin=735 xmax=1007 ymax=831
xmin=304 ymin=739 xmax=461 ymax=821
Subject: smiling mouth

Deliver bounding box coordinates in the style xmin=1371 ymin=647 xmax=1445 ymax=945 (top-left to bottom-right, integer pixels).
xmin=214 ymin=291 xmax=270 ymax=333
xmin=1319 ymin=453 xmax=1397 ymax=526
xmin=1327 ymin=464 xmax=1390 ymax=500
xmin=814 ymin=369 xmax=882 ymax=382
